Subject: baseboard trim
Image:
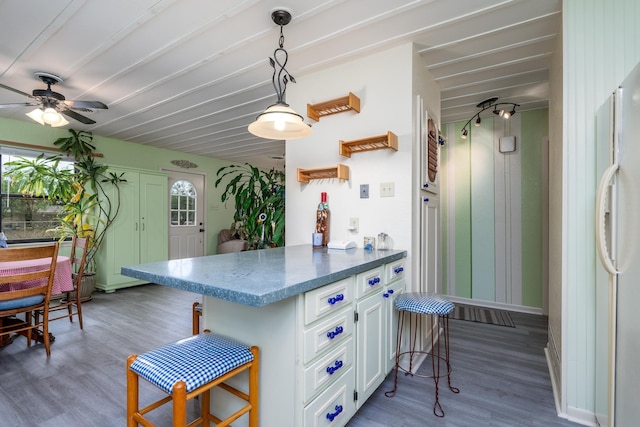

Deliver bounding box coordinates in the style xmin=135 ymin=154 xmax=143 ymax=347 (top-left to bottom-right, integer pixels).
xmin=544 ymin=347 xmax=596 ymax=427
xmin=446 ymin=296 xmax=544 ymax=315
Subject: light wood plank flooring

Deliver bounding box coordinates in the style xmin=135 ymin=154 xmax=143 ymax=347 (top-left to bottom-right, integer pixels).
xmin=0 ymin=284 xmax=579 ymax=426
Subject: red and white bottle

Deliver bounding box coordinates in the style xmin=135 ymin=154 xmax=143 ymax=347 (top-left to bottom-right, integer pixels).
xmin=315 ymin=192 xmax=330 ymax=246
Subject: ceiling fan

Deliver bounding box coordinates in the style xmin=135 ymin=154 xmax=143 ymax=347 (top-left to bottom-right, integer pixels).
xmin=0 ymin=72 xmax=108 ymax=127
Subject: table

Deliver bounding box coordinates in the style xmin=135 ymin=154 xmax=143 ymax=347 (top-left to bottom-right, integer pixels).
xmin=0 ymin=255 xmax=74 ymax=347
xmin=0 ymin=255 xmax=74 ymax=295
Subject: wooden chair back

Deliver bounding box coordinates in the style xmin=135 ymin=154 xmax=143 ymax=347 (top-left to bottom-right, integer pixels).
xmin=44 ymin=236 xmax=89 ymax=329
xmin=0 ymin=243 xmax=59 ymax=304
xmin=0 ymin=242 xmax=59 ymax=356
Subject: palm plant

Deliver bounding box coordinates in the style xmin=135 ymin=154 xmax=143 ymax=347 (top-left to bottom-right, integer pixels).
xmin=4 ymin=129 xmax=125 ymax=269
xmin=215 ymin=163 xmax=285 ymax=249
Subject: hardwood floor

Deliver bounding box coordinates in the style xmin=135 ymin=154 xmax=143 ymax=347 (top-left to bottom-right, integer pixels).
xmin=0 ymin=284 xmax=579 ymax=426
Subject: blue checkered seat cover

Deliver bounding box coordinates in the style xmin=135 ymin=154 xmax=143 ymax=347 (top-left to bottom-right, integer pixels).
xmin=129 ymin=333 xmax=254 ymax=394
xmin=395 ymin=292 xmax=454 ymax=315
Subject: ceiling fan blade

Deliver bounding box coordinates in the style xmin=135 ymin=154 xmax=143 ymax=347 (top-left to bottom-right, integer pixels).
xmin=64 ymin=100 xmax=108 ymax=110
xmin=0 ymin=102 xmax=36 ymax=109
xmin=60 ymin=108 xmax=96 ymax=125
xmin=0 ymin=82 xmax=33 ymax=98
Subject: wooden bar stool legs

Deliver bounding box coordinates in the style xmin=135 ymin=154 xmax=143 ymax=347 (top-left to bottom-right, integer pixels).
xmin=126 ymin=332 xmax=259 ymax=427
xmin=385 ymin=292 xmax=459 ymax=417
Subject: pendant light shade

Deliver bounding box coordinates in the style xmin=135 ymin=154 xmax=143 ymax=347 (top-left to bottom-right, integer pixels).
xmin=248 ymin=9 xmax=311 ymax=140
xmin=248 ymin=103 xmax=311 ymax=139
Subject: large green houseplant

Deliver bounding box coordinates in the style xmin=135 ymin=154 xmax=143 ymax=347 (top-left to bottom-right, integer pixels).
xmin=5 ymin=130 xmax=125 ymax=288
xmin=215 ymin=163 xmax=285 ymax=249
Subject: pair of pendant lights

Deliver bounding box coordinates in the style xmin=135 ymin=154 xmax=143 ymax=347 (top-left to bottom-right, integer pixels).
xmin=248 ymin=9 xmax=312 ymax=140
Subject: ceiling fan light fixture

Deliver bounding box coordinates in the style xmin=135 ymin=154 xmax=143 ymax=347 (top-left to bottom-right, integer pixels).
xmin=26 ymin=107 xmax=69 ymax=127
xmin=248 ymin=9 xmax=311 ymax=140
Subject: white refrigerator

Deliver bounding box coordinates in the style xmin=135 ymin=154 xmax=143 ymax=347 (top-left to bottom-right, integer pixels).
xmin=595 ymin=61 xmax=640 ymax=427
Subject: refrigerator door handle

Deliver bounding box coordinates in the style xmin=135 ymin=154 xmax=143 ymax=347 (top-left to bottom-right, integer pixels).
xmin=596 ymin=163 xmax=619 ymax=275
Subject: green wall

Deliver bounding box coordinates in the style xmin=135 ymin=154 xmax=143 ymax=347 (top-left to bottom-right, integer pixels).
xmin=0 ymin=117 xmax=236 ymax=254
xmin=443 ymin=109 xmax=547 ymax=308
xmin=520 ymin=109 xmax=546 ymax=308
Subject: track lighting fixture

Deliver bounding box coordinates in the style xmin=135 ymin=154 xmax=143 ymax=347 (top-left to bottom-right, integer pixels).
xmin=248 ymin=9 xmax=311 ymax=140
xmin=460 ymin=97 xmax=520 ymax=139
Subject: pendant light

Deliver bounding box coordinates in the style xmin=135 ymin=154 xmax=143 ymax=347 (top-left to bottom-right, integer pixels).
xmin=248 ymin=9 xmax=311 ymax=140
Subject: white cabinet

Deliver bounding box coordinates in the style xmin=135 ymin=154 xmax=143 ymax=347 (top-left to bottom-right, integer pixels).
xmin=354 ymin=267 xmax=385 ymax=406
xmin=96 ymin=167 xmax=168 ymax=292
xmin=204 ymin=259 xmax=406 ymax=427
xmin=354 ymin=262 xmax=406 ymax=406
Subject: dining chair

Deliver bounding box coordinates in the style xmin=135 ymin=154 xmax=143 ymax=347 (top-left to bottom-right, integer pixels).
xmin=0 ymin=242 xmax=59 ymax=357
xmin=43 ymin=236 xmax=88 ymax=329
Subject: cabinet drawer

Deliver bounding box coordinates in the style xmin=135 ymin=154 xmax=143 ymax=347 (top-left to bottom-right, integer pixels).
xmin=305 ymin=277 xmax=354 ymax=325
xmin=303 ymin=307 xmax=354 ymax=364
xmin=385 ymin=260 xmax=406 ymax=283
xmin=303 ymin=337 xmax=353 ymax=403
xmin=355 ymin=267 xmax=384 ymax=299
xmin=303 ymin=366 xmax=355 ymax=427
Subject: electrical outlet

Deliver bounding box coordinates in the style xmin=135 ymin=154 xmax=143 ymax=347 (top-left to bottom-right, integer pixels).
xmin=349 ymin=218 xmax=359 ymax=233
xmin=380 ymin=182 xmax=395 ymax=197
xmin=360 ymin=184 xmax=369 ymax=199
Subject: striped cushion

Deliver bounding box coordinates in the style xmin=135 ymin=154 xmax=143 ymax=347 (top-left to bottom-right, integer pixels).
xmin=129 ymin=333 xmax=254 ymax=394
xmin=395 ymin=292 xmax=454 ymax=315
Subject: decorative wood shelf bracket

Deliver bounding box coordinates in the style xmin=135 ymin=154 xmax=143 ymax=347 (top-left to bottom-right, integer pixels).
xmin=307 ymin=92 xmax=361 ymax=121
xmin=339 ymin=131 xmax=398 ymax=157
xmin=297 ymin=164 xmax=350 ymax=183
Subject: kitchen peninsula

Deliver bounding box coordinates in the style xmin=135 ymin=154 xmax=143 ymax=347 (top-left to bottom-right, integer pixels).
xmin=122 ymin=244 xmax=407 ymax=427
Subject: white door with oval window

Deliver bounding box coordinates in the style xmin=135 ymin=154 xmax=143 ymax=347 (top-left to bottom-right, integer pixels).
xmin=167 ymin=171 xmax=205 ymax=260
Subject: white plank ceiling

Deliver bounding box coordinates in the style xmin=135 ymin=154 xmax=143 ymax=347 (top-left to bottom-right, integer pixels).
xmin=0 ymin=0 xmax=561 ymax=169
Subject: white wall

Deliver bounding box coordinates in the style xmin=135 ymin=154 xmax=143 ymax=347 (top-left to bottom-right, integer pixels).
xmin=286 ymin=43 xmax=439 ymax=291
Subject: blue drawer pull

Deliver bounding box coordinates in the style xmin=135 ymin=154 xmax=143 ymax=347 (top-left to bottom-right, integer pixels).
xmin=327 ymin=293 xmax=345 ymax=305
xmin=368 ymin=276 xmax=381 ymax=286
xmin=326 ymin=326 xmax=344 ymax=339
xmin=326 ymin=359 xmax=344 ymax=375
xmin=393 ymin=266 xmax=404 ymax=274
xmin=383 ymin=289 xmax=395 ymax=298
xmin=423 ymin=183 xmax=429 ymax=188
xmin=326 ymin=405 xmax=343 ymax=422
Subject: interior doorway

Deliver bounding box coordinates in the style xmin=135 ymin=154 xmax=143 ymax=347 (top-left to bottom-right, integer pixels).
xmin=165 ymin=170 xmax=205 ymax=260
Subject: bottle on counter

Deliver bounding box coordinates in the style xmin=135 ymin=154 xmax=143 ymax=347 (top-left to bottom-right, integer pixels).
xmin=315 ymin=192 xmax=330 ymax=246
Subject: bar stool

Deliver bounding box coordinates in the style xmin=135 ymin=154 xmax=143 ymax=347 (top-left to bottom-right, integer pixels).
xmin=192 ymin=301 xmax=202 ymax=335
xmin=127 ymin=332 xmax=259 ymax=427
xmin=385 ymin=292 xmax=459 ymax=417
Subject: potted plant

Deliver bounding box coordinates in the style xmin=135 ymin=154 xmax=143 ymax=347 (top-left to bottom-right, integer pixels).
xmin=215 ymin=163 xmax=285 ymax=249
xmin=5 ymin=129 xmax=125 ymax=300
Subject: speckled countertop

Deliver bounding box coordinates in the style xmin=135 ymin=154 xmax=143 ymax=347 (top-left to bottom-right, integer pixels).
xmin=121 ymin=244 xmax=407 ymax=307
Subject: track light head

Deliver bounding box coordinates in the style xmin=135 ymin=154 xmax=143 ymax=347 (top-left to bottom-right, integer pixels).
xmin=461 ymin=129 xmax=468 ymax=139
xmin=474 ymin=116 xmax=481 ymax=126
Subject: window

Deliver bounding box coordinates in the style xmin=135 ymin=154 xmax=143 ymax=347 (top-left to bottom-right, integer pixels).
xmin=170 ymin=180 xmax=196 ymax=226
xmin=1 ymin=148 xmax=73 ymax=243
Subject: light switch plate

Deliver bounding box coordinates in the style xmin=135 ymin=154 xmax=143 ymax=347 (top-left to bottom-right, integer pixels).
xmin=380 ymin=182 xmax=395 ymax=197
xmin=360 ymin=184 xmax=369 ymax=198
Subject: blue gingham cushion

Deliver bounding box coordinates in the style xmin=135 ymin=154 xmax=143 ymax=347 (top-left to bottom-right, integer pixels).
xmin=129 ymin=333 xmax=254 ymax=394
xmin=395 ymin=292 xmax=454 ymax=315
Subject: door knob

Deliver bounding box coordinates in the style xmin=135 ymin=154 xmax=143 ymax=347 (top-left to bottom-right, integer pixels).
xmin=199 ymin=228 xmax=205 ymax=232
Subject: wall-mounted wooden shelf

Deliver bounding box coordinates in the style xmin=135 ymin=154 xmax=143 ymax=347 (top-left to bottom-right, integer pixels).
xmin=339 ymin=131 xmax=398 ymax=157
xmin=307 ymin=92 xmax=361 ymax=121
xmin=297 ymin=164 xmax=350 ymax=183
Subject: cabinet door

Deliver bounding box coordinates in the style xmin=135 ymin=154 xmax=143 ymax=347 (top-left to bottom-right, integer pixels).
xmin=355 ymin=291 xmax=384 ymax=407
xmin=139 ymin=173 xmax=168 ymax=264
xmin=103 ymin=171 xmax=140 ymax=285
xmin=384 ymin=278 xmax=405 ymax=373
